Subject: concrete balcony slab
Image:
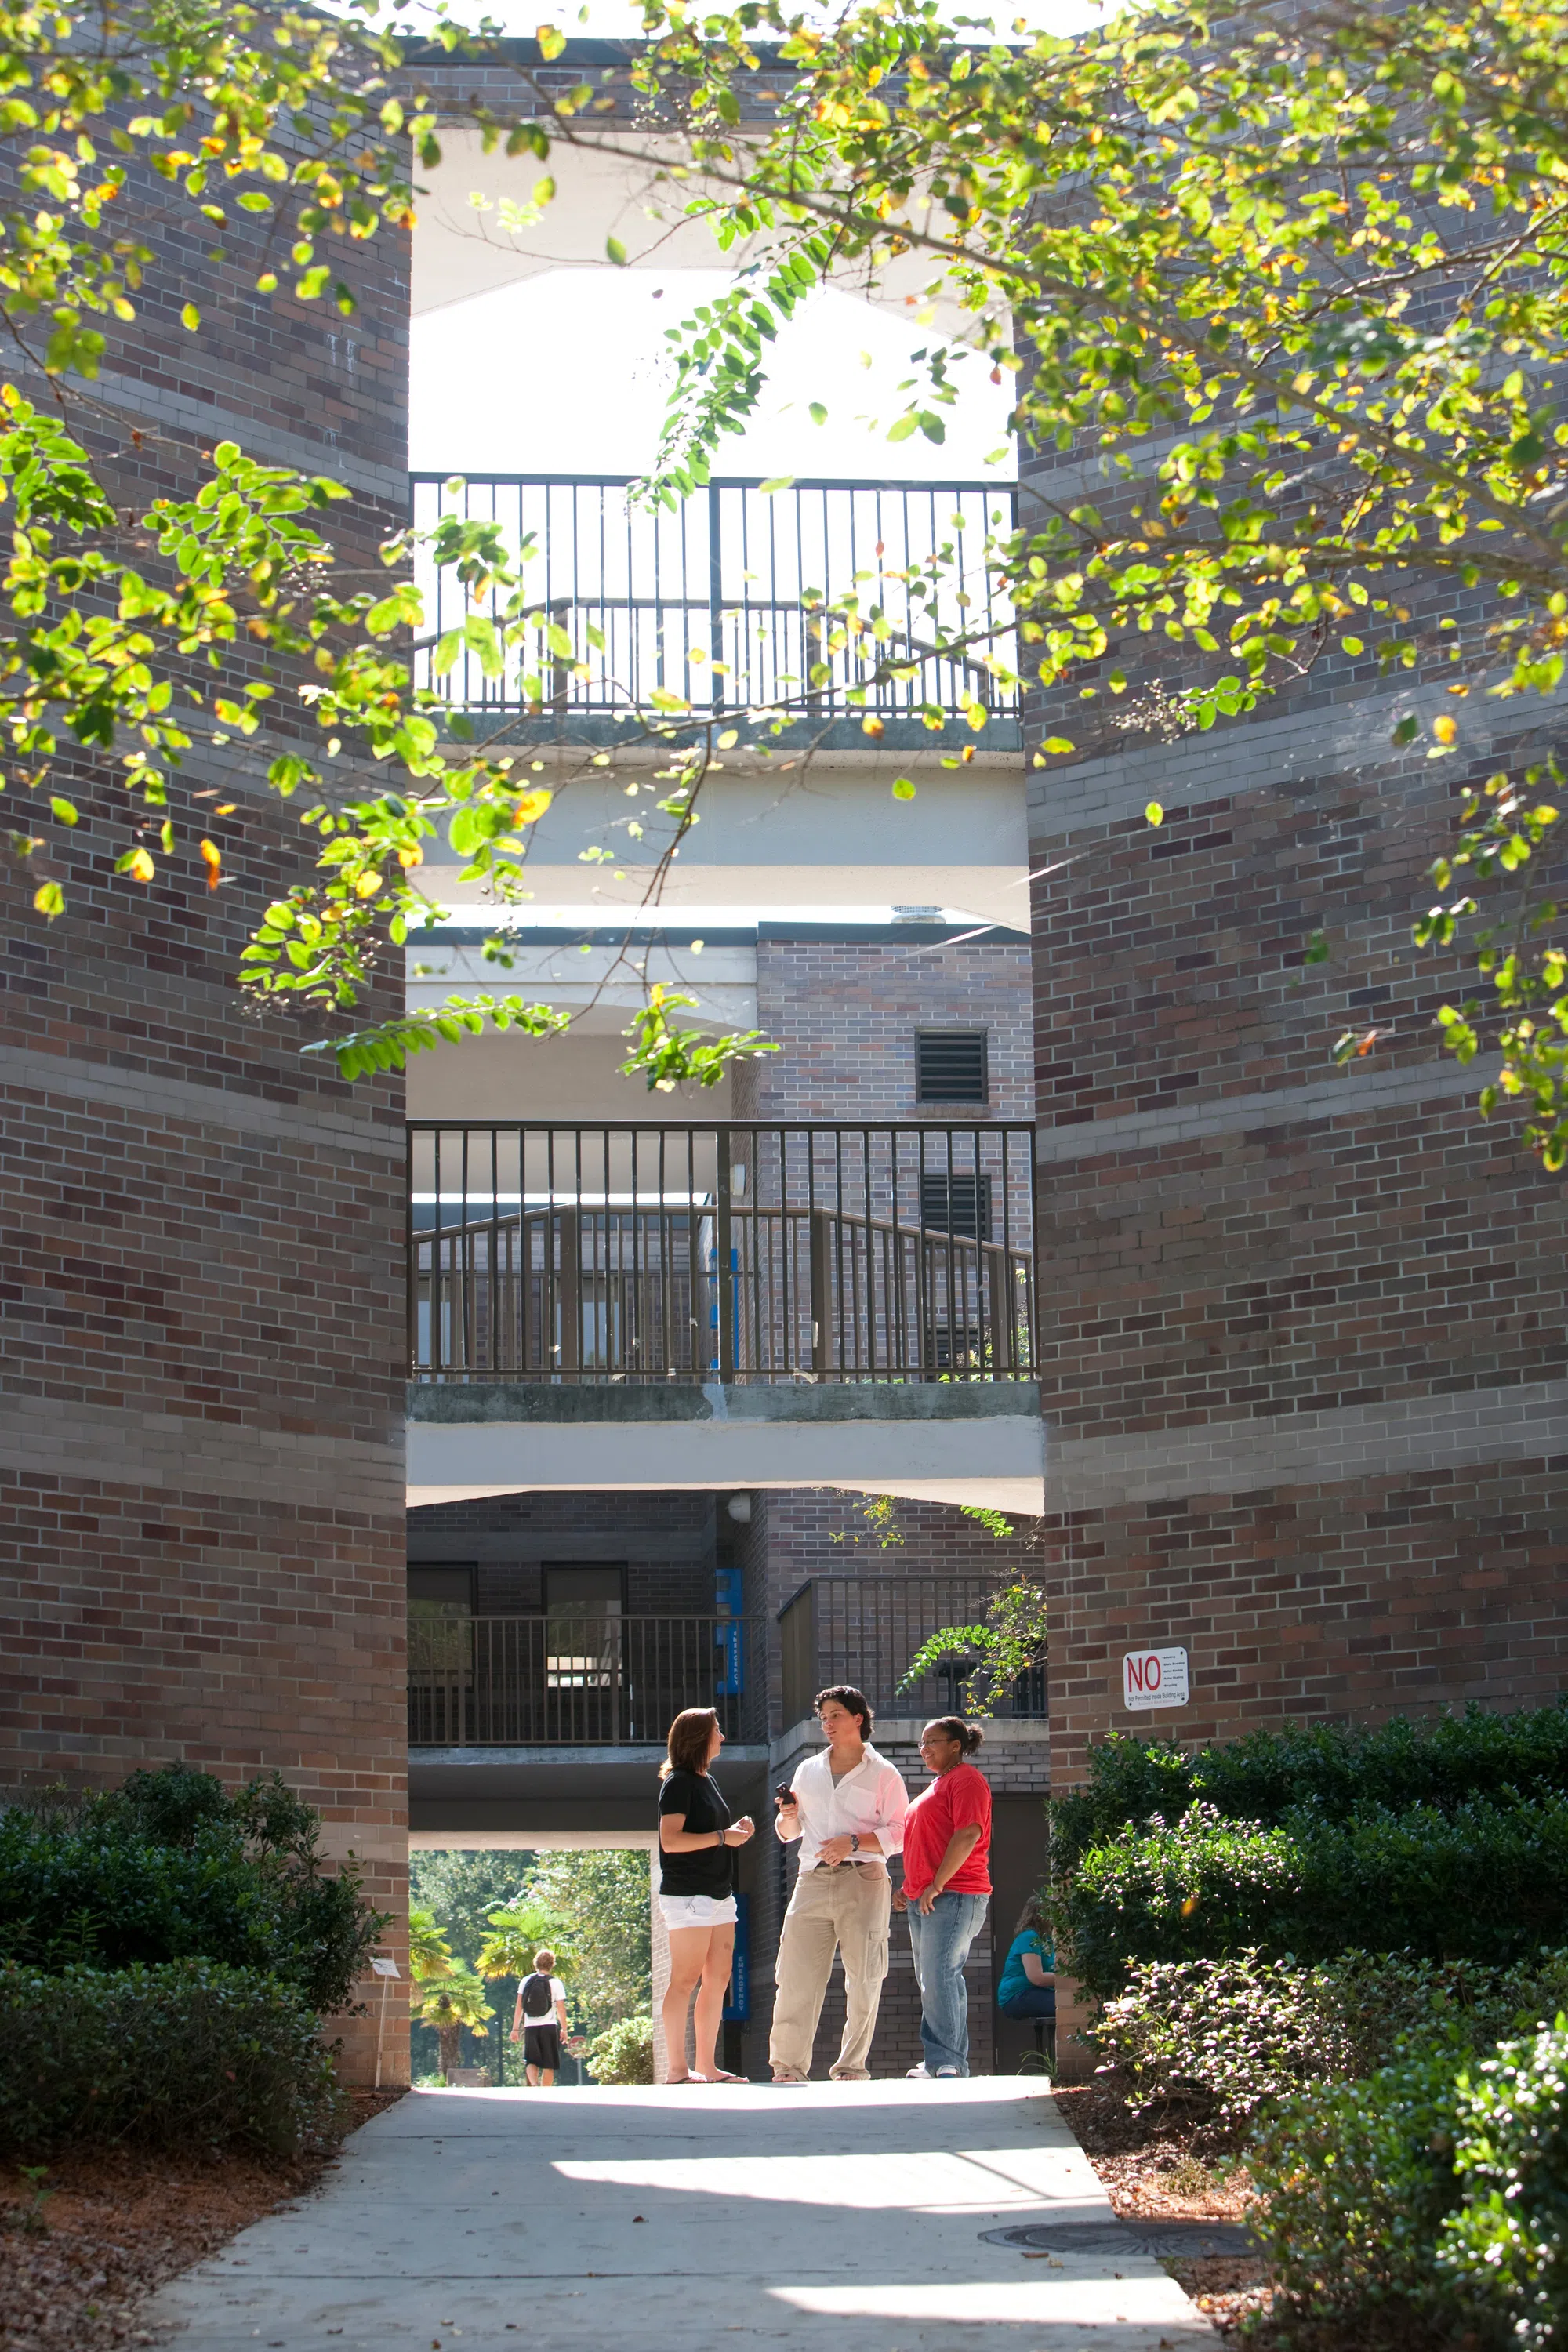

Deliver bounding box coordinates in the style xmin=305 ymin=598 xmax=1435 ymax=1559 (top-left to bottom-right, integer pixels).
xmin=409 ymin=1742 xmax=771 ymax=1838
xmin=406 ymin=1380 xmax=1046 ymax=1513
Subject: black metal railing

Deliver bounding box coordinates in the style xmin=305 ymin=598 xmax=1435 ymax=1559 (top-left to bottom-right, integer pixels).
xmin=408 ymin=1612 xmax=763 ymax=1746
xmin=408 ymin=1123 xmax=1037 ymax=1384
xmin=410 ymin=475 xmax=1018 ymax=724
xmin=779 ymin=1576 xmax=1047 ymax=1727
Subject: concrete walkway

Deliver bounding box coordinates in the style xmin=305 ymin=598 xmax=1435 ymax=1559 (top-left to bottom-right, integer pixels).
xmin=148 ymin=2080 xmax=1214 ymax=2351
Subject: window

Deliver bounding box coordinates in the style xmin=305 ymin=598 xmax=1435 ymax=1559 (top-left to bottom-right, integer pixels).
xmin=920 ymin=1172 xmax=993 ymax=1242
xmin=916 ymin=1029 xmax=989 ymax=1104
xmin=408 ymin=1564 xmax=474 ymax=1616
xmin=543 ymin=1565 xmax=624 ymax=1691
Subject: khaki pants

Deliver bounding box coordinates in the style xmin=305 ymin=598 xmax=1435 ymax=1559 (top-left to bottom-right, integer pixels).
xmin=768 ymin=1864 xmax=891 ymax=2080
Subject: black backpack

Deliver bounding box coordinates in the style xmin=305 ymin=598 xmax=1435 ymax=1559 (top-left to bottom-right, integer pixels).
xmin=521 ymin=1971 xmax=554 ymax=2018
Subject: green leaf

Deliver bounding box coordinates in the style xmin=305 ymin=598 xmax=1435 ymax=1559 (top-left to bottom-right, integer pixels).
xmin=606 ymin=236 xmax=627 ymax=267
xmin=891 ymin=777 xmax=916 ymax=801
xmin=758 ymin=476 xmax=794 ymax=494
xmin=49 ymin=796 xmax=79 ymax=826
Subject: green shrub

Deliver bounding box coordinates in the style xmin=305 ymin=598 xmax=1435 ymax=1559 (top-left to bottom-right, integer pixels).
xmin=0 ymin=1766 xmax=385 ymax=2012
xmin=1247 ymin=2022 xmax=1568 ymax=2350
xmin=1055 ymin=1798 xmax=1568 ymax=1996
xmin=1247 ymin=2042 xmax=1490 ymax=2346
xmin=0 ymin=1960 xmax=344 ymax=2157
xmin=1051 ymin=1702 xmax=1568 ymax=1875
xmin=1440 ymin=2021 xmax=1568 ymax=2349
xmin=1091 ymin=1947 xmax=1568 ymax=2125
xmin=586 ymin=2015 xmax=655 ymax=2085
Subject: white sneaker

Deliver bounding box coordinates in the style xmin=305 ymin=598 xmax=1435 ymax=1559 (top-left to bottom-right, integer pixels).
xmin=906 ymin=2063 xmax=933 ymax=2078
xmin=935 ymin=2067 xmax=960 ymax=2078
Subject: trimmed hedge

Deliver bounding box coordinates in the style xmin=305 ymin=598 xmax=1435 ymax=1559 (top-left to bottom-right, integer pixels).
xmin=0 ymin=1766 xmax=384 ymax=2012
xmin=1054 ymin=1797 xmax=1568 ymax=1997
xmin=0 ymin=1961 xmax=344 ymax=2157
xmin=1051 ymin=1703 xmax=1568 ymax=1875
xmin=1091 ymin=1947 xmax=1568 ymax=2125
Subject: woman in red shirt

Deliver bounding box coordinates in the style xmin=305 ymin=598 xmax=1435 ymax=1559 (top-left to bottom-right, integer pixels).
xmin=893 ymin=1716 xmax=993 ymax=2078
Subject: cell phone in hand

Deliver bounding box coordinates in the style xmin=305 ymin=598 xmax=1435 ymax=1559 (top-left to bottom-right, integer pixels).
xmin=775 ymin=1783 xmax=797 ymax=1807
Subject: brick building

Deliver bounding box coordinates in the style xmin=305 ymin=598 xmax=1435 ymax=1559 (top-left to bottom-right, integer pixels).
xmin=9 ymin=31 xmax=1560 ymax=2101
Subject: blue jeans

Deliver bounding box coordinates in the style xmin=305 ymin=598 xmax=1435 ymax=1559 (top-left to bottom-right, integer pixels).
xmin=906 ymin=1892 xmax=989 ymax=2074
xmin=999 ymin=1984 xmax=1056 ymax=2020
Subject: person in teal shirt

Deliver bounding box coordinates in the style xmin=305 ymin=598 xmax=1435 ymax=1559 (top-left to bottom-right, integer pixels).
xmin=996 ymin=1895 xmax=1055 ymax=2020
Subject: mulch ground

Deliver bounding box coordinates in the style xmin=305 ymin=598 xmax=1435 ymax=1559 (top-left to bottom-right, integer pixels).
xmin=1052 ymin=2075 xmax=1273 ymax=2339
xmin=0 ymin=2090 xmax=405 ymax=2352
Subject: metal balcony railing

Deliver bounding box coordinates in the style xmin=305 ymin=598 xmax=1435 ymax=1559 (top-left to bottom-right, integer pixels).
xmin=779 ymin=1576 xmax=1047 ymax=1728
xmin=410 ymin=475 xmax=1018 ymax=725
xmin=408 ymin=1123 xmax=1037 ymax=1385
xmin=408 ymin=1612 xmax=763 ymax=1747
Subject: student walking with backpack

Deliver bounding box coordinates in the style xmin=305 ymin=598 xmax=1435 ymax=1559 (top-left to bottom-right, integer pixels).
xmin=510 ymin=1947 xmax=569 ymax=2086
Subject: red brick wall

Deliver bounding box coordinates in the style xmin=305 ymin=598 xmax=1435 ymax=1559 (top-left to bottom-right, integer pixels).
xmin=0 ymin=140 xmax=412 ymax=2081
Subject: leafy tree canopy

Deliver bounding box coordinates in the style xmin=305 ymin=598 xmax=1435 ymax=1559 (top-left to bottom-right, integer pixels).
xmin=617 ymin=0 xmax=1568 ymax=1164
xmin=0 ymin=0 xmax=776 ymax=1088
xmin=10 ymin=0 xmax=1568 ymax=1156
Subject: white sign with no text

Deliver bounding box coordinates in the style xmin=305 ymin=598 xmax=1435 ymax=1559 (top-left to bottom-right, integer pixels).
xmin=1123 ymin=1646 xmax=1190 ymax=1711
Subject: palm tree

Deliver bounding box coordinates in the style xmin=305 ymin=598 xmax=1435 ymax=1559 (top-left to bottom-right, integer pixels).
xmin=415 ymin=1966 xmax=495 ymax=2083
xmin=408 ymin=1904 xmax=453 ymax=1984
xmin=475 ymin=1901 xmax=562 ymax=1984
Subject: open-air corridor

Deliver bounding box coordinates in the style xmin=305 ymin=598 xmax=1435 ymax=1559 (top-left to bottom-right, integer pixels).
xmin=148 ymin=2079 xmax=1214 ymax=2351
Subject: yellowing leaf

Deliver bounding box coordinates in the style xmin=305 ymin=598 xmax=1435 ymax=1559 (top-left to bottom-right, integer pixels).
xmin=513 ymin=788 xmax=554 ymax=824
xmin=1433 ymin=714 xmax=1457 ymax=746
xmin=180 ymin=302 xmax=200 ymax=331
xmin=397 ymin=844 xmax=424 ymax=869
xmin=1145 ymin=801 xmax=1164 ymax=826
xmin=891 ymin=778 xmax=916 ymax=801
xmin=199 ymin=837 xmax=223 ymax=889
xmin=862 ymin=714 xmax=885 ymax=739
xmin=33 ymin=880 xmax=64 ymax=918
xmin=125 ymin=847 xmax=155 ymax=883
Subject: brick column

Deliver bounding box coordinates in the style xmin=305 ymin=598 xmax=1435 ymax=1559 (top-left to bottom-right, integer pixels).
xmin=0 ymin=142 xmax=412 ymax=2084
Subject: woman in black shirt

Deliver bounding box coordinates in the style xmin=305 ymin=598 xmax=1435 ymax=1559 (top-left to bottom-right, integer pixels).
xmin=658 ymin=1707 xmax=754 ymax=2083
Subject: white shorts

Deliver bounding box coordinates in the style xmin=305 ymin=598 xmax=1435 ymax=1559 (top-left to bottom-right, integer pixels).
xmin=658 ymin=1893 xmax=739 ymax=1930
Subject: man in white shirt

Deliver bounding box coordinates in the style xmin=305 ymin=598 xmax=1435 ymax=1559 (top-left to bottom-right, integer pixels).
xmin=770 ymin=1685 xmax=910 ymax=2082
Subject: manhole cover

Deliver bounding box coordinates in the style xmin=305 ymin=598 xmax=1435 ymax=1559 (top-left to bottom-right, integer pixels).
xmin=982 ymin=2220 xmax=1258 ymax=2260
